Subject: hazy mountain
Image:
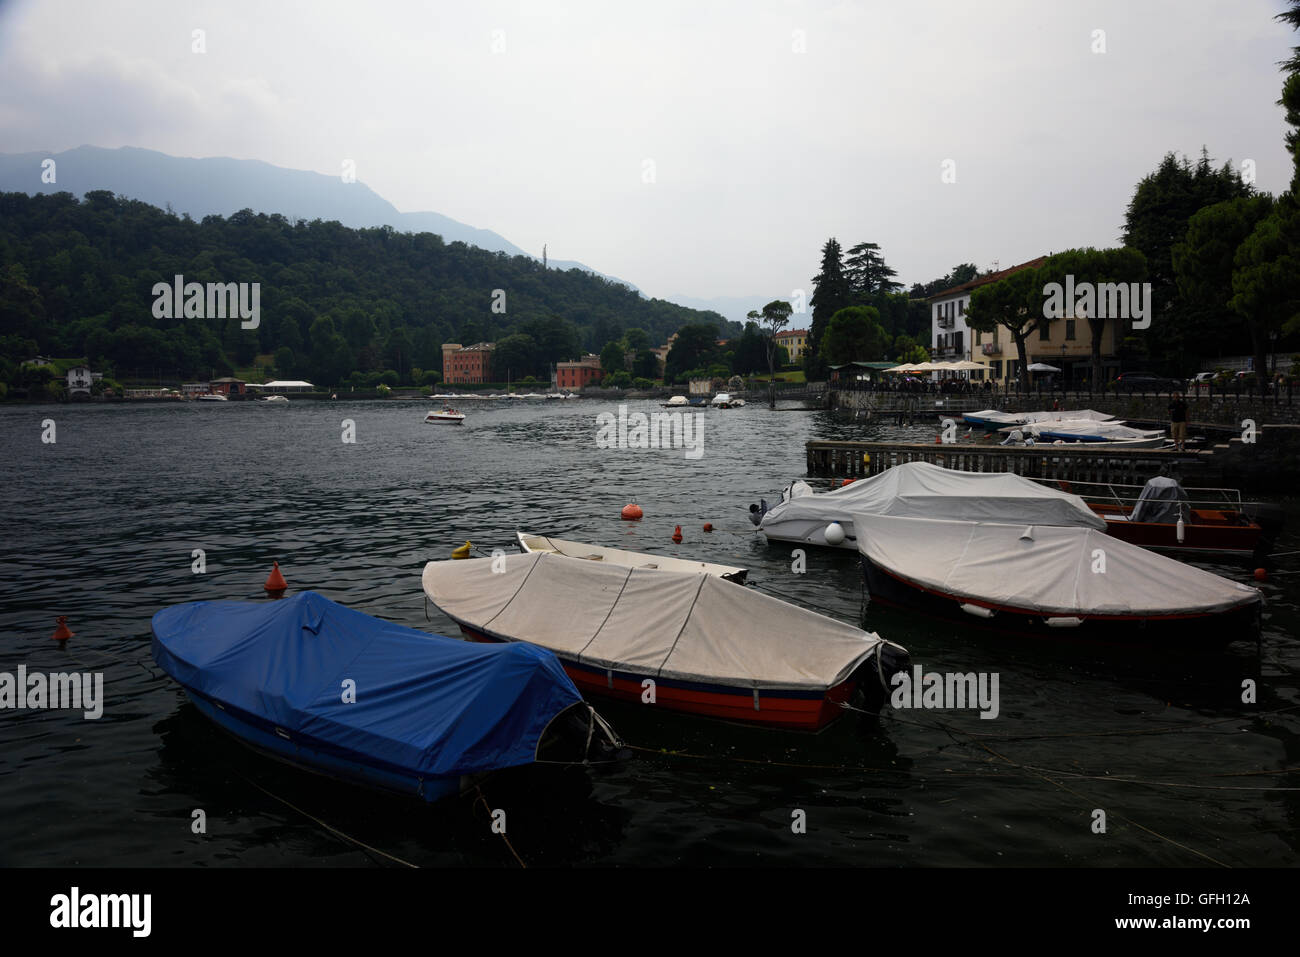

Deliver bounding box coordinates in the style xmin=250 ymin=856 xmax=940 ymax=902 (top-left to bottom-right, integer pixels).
xmin=0 ymin=145 xmax=637 ymax=289
xmin=666 ymin=293 xmax=806 ymax=328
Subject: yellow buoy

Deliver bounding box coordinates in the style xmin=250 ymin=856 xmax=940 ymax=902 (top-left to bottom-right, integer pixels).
xmin=451 ymin=541 xmax=472 ymax=560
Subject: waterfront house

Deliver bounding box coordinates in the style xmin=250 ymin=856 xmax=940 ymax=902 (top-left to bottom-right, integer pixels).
xmin=556 ymin=354 xmax=603 ymax=390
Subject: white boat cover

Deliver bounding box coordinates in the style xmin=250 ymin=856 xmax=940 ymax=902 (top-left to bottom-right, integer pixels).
xmin=422 ymin=552 xmax=891 ymax=691
xmin=1018 ymin=420 xmax=1164 ymax=441
xmin=967 ymin=409 xmax=1115 ymax=426
xmin=759 ymin=461 xmax=1105 ymax=548
xmin=855 ymin=514 xmax=1260 ymax=617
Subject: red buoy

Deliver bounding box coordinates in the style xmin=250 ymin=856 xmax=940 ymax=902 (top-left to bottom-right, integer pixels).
xmin=841 ymin=478 xmax=856 ymax=488
xmin=621 ymin=504 xmax=643 ymax=521
xmin=51 ymin=616 xmax=74 ymax=642
xmin=703 ymin=522 xmax=713 ymax=532
xmin=264 ymin=561 xmax=288 ymax=593
xmin=672 ymin=525 xmax=683 ymax=544
xmin=1254 ymin=567 xmax=1268 ymax=582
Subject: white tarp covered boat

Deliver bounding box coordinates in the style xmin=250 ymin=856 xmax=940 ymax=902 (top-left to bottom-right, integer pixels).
xmin=855 ymin=513 xmax=1261 ymax=640
xmin=757 ymin=461 xmax=1104 ymax=550
xmin=963 ymin=409 xmax=1116 ymax=429
xmin=1001 ymin=419 xmax=1165 ymax=445
xmin=422 ymin=552 xmax=908 ymax=729
xmin=516 ymin=531 xmax=747 ymax=583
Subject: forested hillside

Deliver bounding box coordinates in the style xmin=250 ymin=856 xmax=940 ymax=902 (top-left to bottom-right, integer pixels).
xmin=0 ymin=190 xmax=731 ymax=386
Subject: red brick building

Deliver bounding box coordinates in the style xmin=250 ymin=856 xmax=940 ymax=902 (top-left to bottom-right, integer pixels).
xmin=442 ymin=342 xmax=495 ymax=384
xmin=556 ymin=354 xmax=603 ymax=390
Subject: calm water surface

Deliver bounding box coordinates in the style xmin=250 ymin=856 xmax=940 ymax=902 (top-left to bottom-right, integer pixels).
xmin=2 ymin=398 xmax=1297 ymax=867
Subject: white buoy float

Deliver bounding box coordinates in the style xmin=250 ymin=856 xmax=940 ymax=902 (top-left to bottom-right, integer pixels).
xmin=824 ymin=522 xmax=846 ymax=546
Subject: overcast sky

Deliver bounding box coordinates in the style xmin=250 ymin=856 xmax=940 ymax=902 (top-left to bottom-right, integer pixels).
xmin=1 ymin=0 xmax=1296 ymax=309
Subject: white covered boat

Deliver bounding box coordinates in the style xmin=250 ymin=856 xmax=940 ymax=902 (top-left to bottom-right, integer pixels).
xmin=422 ymin=552 xmax=908 ymax=729
xmin=711 ymin=393 xmax=735 ymax=408
xmin=755 ymin=461 xmax=1104 ymax=550
xmin=963 ymin=409 xmax=1115 ymax=429
xmin=662 ymin=395 xmax=689 ymax=408
xmin=516 ymin=531 xmax=746 ymax=582
xmin=425 ymin=408 xmax=465 ymax=424
xmin=854 ymin=513 xmax=1262 ymax=641
xmin=1000 ymin=419 xmax=1166 ymax=447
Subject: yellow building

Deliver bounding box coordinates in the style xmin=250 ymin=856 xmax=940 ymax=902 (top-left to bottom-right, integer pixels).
xmin=774 ymin=328 xmax=808 ymax=360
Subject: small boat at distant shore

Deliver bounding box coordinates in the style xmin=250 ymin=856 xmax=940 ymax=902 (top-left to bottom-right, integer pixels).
xmin=196 ymin=393 xmax=228 ymax=402
xmin=662 ymin=395 xmax=689 ymax=408
xmin=151 ymin=591 xmax=623 ymax=801
xmin=260 ymin=394 xmax=289 ymax=403
xmin=423 ymin=552 xmax=908 ymax=730
xmin=425 ymin=407 xmax=465 ymax=424
xmin=855 ymin=513 xmax=1262 ymax=643
xmin=711 ymin=393 xmax=735 ymax=408
xmin=516 ymin=531 xmax=747 ymax=582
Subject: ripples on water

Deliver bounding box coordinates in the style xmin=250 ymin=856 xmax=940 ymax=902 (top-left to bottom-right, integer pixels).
xmin=1 ymin=399 xmax=1297 ymax=867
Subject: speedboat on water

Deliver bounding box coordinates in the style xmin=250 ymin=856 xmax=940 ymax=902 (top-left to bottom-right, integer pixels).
xmin=196 ymin=393 xmax=228 ymax=402
xmin=854 ymin=513 xmax=1262 ymax=643
xmin=422 ymin=552 xmax=909 ymax=730
xmin=151 ymin=591 xmax=623 ymax=801
xmin=425 ymin=407 xmax=465 ymax=424
xmin=516 ymin=531 xmax=747 ymax=582
xmin=754 ymin=461 xmax=1104 ymax=550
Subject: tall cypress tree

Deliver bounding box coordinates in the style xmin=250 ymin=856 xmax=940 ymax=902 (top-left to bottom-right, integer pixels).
xmin=806 ymin=238 xmax=851 ymax=378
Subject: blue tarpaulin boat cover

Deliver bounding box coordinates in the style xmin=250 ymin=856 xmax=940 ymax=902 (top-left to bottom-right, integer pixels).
xmin=151 ymin=591 xmax=583 ymax=778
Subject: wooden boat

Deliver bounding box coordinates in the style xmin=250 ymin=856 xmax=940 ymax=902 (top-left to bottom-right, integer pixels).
xmin=425 ymin=407 xmax=465 ymax=424
xmin=1036 ymin=477 xmax=1269 ymax=558
xmin=151 ymin=591 xmax=621 ymax=802
xmin=422 ymin=552 xmax=908 ymax=731
xmin=854 ymin=513 xmax=1262 ymax=643
xmin=517 ymin=531 xmax=747 ymax=583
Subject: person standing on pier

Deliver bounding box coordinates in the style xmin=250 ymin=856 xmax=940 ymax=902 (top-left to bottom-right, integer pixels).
xmin=1168 ymin=392 xmax=1188 ymax=452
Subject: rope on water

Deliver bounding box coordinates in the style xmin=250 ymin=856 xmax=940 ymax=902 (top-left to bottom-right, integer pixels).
xmin=966 ymin=739 xmax=1231 ymax=868
xmin=472 ymin=784 xmax=526 ymax=868
xmin=236 ymin=772 xmax=418 ymax=868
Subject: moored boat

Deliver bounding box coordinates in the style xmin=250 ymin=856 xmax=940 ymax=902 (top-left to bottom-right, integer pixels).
xmin=422 ymin=552 xmax=909 ymax=730
xmin=151 ymin=591 xmax=622 ymax=801
xmin=516 ymin=531 xmax=747 ymax=582
xmin=196 ymin=392 xmax=228 ymax=402
xmin=662 ymin=395 xmax=689 ymax=408
xmin=755 ymin=461 xmax=1104 ymax=550
xmin=854 ymin=513 xmax=1262 ymax=643
xmin=1037 ymin=476 xmax=1271 ymax=558
xmin=963 ymin=409 xmax=1115 ymax=430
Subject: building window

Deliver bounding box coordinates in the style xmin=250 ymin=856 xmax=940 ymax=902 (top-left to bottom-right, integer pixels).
xmin=958 ymin=300 xmax=965 ymax=315
xmin=1065 ymin=319 xmax=1076 ymax=340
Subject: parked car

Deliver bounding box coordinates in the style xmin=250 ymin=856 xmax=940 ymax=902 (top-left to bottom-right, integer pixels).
xmin=1115 ymin=371 xmax=1183 ymax=392
xmin=1188 ymin=371 xmax=1216 ymax=394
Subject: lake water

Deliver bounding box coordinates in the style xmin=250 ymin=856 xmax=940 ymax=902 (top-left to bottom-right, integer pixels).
xmin=2 ymin=398 xmax=1297 ymax=867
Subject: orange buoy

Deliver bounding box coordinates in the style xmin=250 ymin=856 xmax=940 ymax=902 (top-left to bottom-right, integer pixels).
xmin=703 ymin=522 xmax=713 ymax=532
xmin=621 ymin=504 xmax=643 ymax=521
xmin=1254 ymin=567 xmax=1268 ymax=582
xmin=51 ymin=615 xmax=74 ymax=642
xmin=841 ymin=478 xmax=856 ymax=488
xmin=264 ymin=561 xmax=288 ymax=592
xmin=672 ymin=525 xmax=683 ymax=543
xmin=934 ymin=435 xmax=941 ymax=444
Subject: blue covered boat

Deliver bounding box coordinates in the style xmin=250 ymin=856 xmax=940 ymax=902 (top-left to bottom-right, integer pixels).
xmin=151 ymin=591 xmax=622 ymax=801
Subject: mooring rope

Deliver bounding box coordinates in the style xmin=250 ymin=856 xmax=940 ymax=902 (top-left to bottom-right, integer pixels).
xmin=236 ymin=772 xmax=419 ymax=868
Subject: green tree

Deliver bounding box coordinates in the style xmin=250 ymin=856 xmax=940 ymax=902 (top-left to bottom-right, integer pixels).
xmin=494 ymin=334 xmax=538 ymax=382
xmin=806 ymin=238 xmax=851 ymax=379
xmin=1038 ymin=247 xmax=1147 ymax=387
xmin=965 ymin=266 xmax=1044 ymax=391
xmin=819 ymin=306 xmax=887 ymax=366
xmin=664 ymin=322 xmax=720 ymax=383
xmin=844 ymin=242 xmax=901 ymax=299
xmin=599 ymin=339 xmax=627 ymax=375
